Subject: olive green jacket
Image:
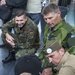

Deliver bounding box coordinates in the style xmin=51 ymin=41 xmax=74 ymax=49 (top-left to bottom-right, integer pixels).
xmin=55 ymin=52 xmax=75 ymax=75
xmin=44 ymin=19 xmax=75 ymax=53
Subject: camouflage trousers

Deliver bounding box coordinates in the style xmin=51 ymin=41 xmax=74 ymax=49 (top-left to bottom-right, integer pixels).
xmin=15 ymin=48 xmax=35 ymax=59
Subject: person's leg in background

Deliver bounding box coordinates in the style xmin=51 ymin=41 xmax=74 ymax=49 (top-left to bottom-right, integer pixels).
xmin=0 ymin=19 xmax=4 ymax=46
xmin=27 ymin=13 xmax=41 ymax=25
xmin=27 ymin=13 xmax=43 ymax=45
xmin=40 ymin=14 xmax=46 ymax=46
xmin=65 ymin=0 xmax=75 ymax=27
xmin=0 ymin=19 xmax=3 ymax=27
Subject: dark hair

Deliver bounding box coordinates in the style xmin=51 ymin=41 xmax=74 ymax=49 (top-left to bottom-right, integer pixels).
xmin=14 ymin=9 xmax=27 ymax=18
xmin=14 ymin=55 xmax=42 ymax=75
xmin=42 ymin=3 xmax=68 ymax=18
xmin=42 ymin=3 xmax=59 ymax=15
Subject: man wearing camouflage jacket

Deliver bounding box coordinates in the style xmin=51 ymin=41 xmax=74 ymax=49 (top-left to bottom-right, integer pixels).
xmin=39 ymin=3 xmax=75 ymax=74
xmin=2 ymin=9 xmax=40 ymax=63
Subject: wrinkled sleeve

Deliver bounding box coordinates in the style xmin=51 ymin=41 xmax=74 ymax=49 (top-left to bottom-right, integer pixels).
xmin=2 ymin=19 xmax=15 ymax=35
xmin=58 ymin=67 xmax=75 ymax=75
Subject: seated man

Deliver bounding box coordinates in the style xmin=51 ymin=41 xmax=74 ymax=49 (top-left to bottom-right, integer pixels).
xmin=1 ymin=9 xmax=40 ymax=63
xmin=14 ymin=55 xmax=42 ymax=75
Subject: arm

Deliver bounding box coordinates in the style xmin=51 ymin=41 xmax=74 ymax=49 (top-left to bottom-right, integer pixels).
xmin=2 ymin=19 xmax=15 ymax=34
xmin=2 ymin=19 xmax=15 ymax=46
xmin=58 ymin=67 xmax=75 ymax=75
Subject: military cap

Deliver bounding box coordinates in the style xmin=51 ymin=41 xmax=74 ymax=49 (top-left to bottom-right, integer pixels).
xmin=14 ymin=55 xmax=42 ymax=75
xmin=44 ymin=40 xmax=62 ymax=54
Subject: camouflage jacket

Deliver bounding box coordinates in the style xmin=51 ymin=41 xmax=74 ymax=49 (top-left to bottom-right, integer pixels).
xmin=2 ymin=17 xmax=40 ymax=50
xmin=44 ymin=19 xmax=75 ymax=53
xmin=39 ymin=19 xmax=75 ymax=69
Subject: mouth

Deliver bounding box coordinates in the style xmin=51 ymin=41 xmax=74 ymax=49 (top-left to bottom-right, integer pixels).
xmin=18 ymin=24 xmax=24 ymax=27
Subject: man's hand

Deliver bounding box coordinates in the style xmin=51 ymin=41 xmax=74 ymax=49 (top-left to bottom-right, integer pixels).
xmin=5 ymin=33 xmax=15 ymax=46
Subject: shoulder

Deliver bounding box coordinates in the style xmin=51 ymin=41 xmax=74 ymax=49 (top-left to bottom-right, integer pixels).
xmin=63 ymin=54 xmax=75 ymax=69
xmin=58 ymin=54 xmax=75 ymax=75
xmin=61 ymin=20 xmax=75 ymax=32
xmin=27 ymin=17 xmax=37 ymax=28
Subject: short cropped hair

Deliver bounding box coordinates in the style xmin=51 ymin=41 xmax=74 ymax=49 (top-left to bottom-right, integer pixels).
xmin=42 ymin=3 xmax=59 ymax=15
xmin=14 ymin=55 xmax=42 ymax=75
xmin=14 ymin=9 xmax=27 ymax=18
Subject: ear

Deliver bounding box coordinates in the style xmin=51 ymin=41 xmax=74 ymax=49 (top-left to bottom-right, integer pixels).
xmin=57 ymin=11 xmax=61 ymax=17
xmin=59 ymin=48 xmax=65 ymax=56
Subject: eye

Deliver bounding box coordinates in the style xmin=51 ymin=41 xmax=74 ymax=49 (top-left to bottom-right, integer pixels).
xmin=48 ymin=17 xmax=53 ymax=20
xmin=44 ymin=17 xmax=53 ymax=21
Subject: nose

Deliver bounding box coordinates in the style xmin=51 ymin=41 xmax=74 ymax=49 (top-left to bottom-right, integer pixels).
xmin=17 ymin=21 xmax=21 ymax=24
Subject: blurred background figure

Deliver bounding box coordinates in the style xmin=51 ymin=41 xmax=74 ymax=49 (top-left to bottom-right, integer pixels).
xmin=26 ymin=0 xmax=44 ymax=25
